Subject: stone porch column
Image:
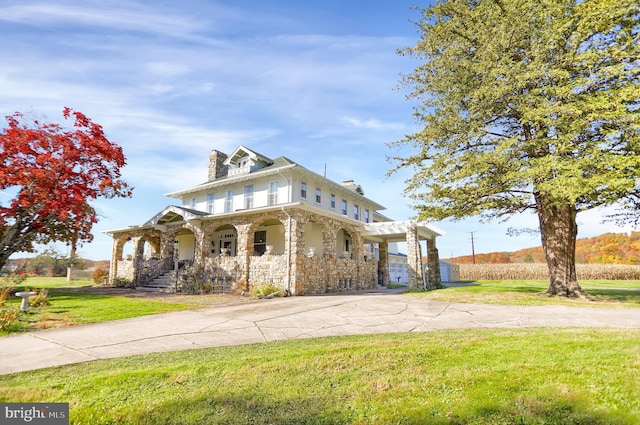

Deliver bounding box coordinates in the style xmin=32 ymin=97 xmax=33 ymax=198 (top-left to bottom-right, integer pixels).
xmin=406 ymin=224 xmax=424 ymax=290
xmin=108 ymin=236 xmax=121 ymax=285
xmin=288 ymin=215 xmax=304 ymax=295
xmin=235 ymin=223 xmax=252 ymax=292
xmin=427 ymin=236 xmax=443 ymax=289
xmin=378 ymin=241 xmax=390 ymax=286
xmin=131 ymin=236 xmax=144 ymax=286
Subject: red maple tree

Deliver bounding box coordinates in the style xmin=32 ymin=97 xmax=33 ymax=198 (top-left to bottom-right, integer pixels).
xmin=0 ymin=108 xmax=133 ymax=269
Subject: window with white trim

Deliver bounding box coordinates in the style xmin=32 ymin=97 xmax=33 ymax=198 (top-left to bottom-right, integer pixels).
xmin=268 ymin=181 xmax=278 ymax=206
xmin=206 ymin=193 xmax=215 ymax=213
xmin=301 ymin=182 xmax=307 ymax=199
xmin=224 ymin=190 xmax=233 ymax=212
xmin=244 ymin=185 xmax=253 ymax=209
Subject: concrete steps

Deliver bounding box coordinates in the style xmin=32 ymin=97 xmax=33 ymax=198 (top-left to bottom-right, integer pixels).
xmin=139 ymin=273 xmax=176 ymax=293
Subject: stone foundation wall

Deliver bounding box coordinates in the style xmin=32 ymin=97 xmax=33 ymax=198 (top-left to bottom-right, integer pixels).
xmin=299 ymin=257 xmax=378 ymax=294
xmin=203 ymin=256 xmax=244 ymax=292
xmin=249 ymin=254 xmax=289 ymax=289
xmin=115 ymin=260 xmax=134 ymax=282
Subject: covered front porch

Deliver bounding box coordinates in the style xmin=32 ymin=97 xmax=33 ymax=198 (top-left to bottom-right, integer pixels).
xmin=106 ymin=206 xmax=443 ymax=295
xmin=362 ymin=221 xmax=444 ymax=290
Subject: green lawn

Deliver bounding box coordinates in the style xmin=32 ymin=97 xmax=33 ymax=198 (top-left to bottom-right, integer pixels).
xmin=414 ymin=280 xmax=640 ymax=307
xmin=2 ymin=290 xmax=198 ymax=333
xmin=1 ymin=328 xmax=638 ymax=424
xmin=1 ymin=277 xmax=247 ymax=334
xmin=7 ymin=276 xmax=95 ymax=289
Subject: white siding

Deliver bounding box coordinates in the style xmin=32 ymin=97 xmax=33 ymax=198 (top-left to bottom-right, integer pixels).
xmin=179 ymin=172 xmax=380 ymax=220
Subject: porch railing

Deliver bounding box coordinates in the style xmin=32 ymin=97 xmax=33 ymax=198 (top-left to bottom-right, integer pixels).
xmin=139 ymin=257 xmax=173 ymax=285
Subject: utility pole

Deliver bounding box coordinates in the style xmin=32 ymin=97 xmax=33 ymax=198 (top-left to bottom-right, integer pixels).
xmin=470 ymin=232 xmax=476 ymax=264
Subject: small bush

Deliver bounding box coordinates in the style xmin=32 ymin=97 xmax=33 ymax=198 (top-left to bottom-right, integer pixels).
xmin=0 ymin=307 xmax=21 ymax=332
xmin=113 ymin=277 xmax=132 ymax=288
xmin=29 ymin=289 xmax=50 ymax=308
xmin=0 ymin=271 xmax=30 ymax=306
xmin=0 ymin=286 xmax=11 ymax=307
xmin=252 ymin=283 xmax=283 ymax=298
xmin=1 ymin=270 xmax=30 ymax=286
xmin=92 ymin=268 xmax=109 ymax=285
xmin=181 ymin=276 xmax=214 ymax=295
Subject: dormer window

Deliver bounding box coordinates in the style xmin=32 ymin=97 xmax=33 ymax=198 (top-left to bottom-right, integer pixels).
xmin=223 ymin=146 xmax=274 ymax=177
xmin=233 ymin=157 xmax=251 ymax=175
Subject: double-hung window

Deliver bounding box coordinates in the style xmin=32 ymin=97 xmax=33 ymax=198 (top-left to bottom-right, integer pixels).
xmin=224 ymin=190 xmax=233 ymax=213
xmin=206 ymin=193 xmax=215 ymax=214
xmin=244 ymin=185 xmax=253 ymax=209
xmin=330 ymin=194 xmax=336 ymax=209
xmin=268 ymin=181 xmax=278 ymax=206
xmin=341 ymin=199 xmax=347 ymax=215
xmin=301 ymin=182 xmax=307 ymax=199
xmin=354 ymin=205 xmax=359 ymax=220
xmin=315 ymin=188 xmax=322 ymax=204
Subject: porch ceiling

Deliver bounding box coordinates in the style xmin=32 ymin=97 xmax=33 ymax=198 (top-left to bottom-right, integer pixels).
xmin=362 ymin=220 xmax=444 ymax=243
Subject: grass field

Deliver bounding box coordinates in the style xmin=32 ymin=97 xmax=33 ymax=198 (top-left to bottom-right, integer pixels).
xmin=1 ymin=328 xmax=638 ymax=424
xmin=1 ymin=277 xmax=237 ymax=334
xmin=3 ymin=290 xmax=198 ymax=332
xmin=15 ymin=277 xmax=96 ymax=288
xmin=416 ymin=280 xmax=640 ymax=307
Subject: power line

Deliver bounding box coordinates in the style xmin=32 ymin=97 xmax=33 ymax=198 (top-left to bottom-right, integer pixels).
xmin=470 ymin=232 xmax=476 ymax=264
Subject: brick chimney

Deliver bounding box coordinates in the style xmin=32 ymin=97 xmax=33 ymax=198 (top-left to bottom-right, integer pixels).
xmin=208 ymin=150 xmax=228 ymax=181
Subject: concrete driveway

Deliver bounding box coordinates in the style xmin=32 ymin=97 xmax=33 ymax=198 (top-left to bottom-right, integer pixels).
xmin=1 ymin=290 xmax=639 ymax=375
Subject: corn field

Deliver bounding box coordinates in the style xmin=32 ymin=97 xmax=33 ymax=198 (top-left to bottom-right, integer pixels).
xmin=459 ymin=263 xmax=640 ymax=281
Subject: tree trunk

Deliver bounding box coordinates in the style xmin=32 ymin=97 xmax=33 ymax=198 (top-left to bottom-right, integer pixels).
xmin=536 ymin=195 xmax=586 ymax=298
xmin=0 ymin=251 xmax=13 ymax=272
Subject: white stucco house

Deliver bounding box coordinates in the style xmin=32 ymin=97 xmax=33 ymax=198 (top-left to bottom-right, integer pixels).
xmin=106 ymin=146 xmax=444 ymax=295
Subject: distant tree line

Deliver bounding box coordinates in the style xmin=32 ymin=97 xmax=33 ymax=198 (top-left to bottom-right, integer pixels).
xmin=448 ymin=232 xmax=640 ymax=265
xmin=1 ymin=247 xmax=109 ymax=277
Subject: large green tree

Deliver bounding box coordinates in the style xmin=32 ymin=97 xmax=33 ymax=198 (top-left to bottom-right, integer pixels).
xmin=391 ymin=0 xmax=639 ymax=297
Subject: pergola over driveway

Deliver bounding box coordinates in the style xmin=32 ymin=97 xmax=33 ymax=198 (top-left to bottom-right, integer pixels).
xmin=362 ymin=220 xmax=444 ymax=289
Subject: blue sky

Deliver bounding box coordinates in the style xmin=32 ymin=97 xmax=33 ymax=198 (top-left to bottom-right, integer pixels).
xmin=1 ymin=0 xmax=635 ymax=261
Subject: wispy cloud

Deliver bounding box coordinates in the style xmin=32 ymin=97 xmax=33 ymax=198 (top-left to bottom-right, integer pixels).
xmin=341 ymin=116 xmax=405 ymax=131
xmin=0 ymin=2 xmax=203 ymax=36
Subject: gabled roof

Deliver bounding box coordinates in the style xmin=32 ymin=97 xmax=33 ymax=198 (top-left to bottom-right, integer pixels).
xmin=144 ymin=205 xmax=209 ymax=226
xmin=163 ymin=146 xmax=386 ymax=211
xmin=223 ymin=145 xmax=273 ymax=166
xmin=165 ymin=156 xmax=296 ymax=198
